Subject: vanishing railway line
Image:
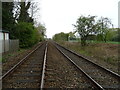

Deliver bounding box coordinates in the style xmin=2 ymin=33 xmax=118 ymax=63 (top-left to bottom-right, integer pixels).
xmin=42 ymin=42 xmax=97 ymax=89
xmin=1 ymin=41 xmax=120 ymax=89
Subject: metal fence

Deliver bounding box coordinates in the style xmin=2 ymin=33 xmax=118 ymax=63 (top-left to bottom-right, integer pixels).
xmin=0 ymin=39 xmax=19 ymax=54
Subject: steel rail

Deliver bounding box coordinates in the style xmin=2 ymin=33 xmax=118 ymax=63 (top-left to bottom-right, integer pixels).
xmin=53 ymin=43 xmax=104 ymax=90
xmin=40 ymin=42 xmax=48 ymax=89
xmin=0 ymin=42 xmax=45 ymax=80
xmin=55 ymin=42 xmax=120 ymax=79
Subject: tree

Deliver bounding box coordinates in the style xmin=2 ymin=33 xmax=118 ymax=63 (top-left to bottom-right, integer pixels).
xmin=53 ymin=32 xmax=69 ymax=41
xmin=30 ymin=2 xmax=40 ymax=18
xmin=18 ymin=1 xmax=33 ymax=23
xmin=15 ymin=22 xmax=40 ymax=48
xmin=36 ymin=23 xmax=46 ymax=41
xmin=110 ymin=28 xmax=120 ymax=42
xmin=2 ymin=1 xmax=16 ymax=38
xmin=96 ymin=17 xmax=113 ymax=42
xmin=73 ymin=15 xmax=97 ymax=46
xmin=68 ymin=32 xmax=76 ymax=41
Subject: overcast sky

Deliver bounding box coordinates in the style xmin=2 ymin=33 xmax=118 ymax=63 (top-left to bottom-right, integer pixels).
xmin=35 ymin=0 xmax=119 ymax=38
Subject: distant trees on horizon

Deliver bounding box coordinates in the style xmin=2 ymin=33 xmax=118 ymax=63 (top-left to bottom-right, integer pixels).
xmin=53 ymin=15 xmax=119 ymax=46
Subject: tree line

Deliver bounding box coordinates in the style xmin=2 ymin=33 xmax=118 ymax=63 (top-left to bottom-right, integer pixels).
xmin=2 ymin=0 xmax=46 ymax=48
xmin=53 ymin=15 xmax=119 ymax=46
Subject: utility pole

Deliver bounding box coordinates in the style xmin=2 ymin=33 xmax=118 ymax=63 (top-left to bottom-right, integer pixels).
xmin=118 ymin=1 xmax=120 ymax=28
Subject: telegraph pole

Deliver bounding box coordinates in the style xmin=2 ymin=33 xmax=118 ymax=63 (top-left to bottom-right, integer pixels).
xmin=118 ymin=1 xmax=120 ymax=28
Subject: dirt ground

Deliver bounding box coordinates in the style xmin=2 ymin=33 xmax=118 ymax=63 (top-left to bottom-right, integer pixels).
xmin=59 ymin=41 xmax=119 ymax=74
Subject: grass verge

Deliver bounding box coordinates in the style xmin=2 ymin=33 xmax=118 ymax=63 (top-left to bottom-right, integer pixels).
xmin=58 ymin=41 xmax=118 ymax=66
xmin=2 ymin=49 xmax=27 ymax=63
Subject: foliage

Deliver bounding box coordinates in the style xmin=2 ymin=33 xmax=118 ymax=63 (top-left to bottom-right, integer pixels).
xmin=96 ymin=28 xmax=119 ymax=42
xmin=2 ymin=1 xmax=45 ymax=48
xmin=14 ymin=22 xmax=40 ymax=48
xmin=2 ymin=2 xmax=16 ymax=38
xmin=74 ymin=15 xmax=115 ymax=46
xmin=53 ymin=32 xmax=69 ymax=41
xmin=68 ymin=32 xmax=77 ymax=41
xmin=111 ymin=28 xmax=120 ymax=42
xmin=36 ymin=23 xmax=46 ymax=41
xmin=73 ymin=15 xmax=97 ymax=46
xmin=2 ymin=1 xmax=33 ymax=39
xmin=86 ymin=35 xmax=97 ymax=40
xmin=96 ymin=17 xmax=113 ymax=42
xmin=18 ymin=2 xmax=33 ymax=23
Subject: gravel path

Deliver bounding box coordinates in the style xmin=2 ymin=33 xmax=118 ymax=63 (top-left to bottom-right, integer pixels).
xmin=56 ymin=43 xmax=119 ymax=89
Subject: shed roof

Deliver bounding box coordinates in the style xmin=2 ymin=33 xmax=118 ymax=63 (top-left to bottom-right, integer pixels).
xmin=0 ymin=30 xmax=9 ymax=33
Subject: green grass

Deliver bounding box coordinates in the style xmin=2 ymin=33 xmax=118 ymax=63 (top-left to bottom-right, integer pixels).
xmin=67 ymin=39 xmax=120 ymax=44
xmin=86 ymin=40 xmax=120 ymax=44
xmin=106 ymin=41 xmax=120 ymax=44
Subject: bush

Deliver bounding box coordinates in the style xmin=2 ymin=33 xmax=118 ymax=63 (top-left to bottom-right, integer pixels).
xmin=15 ymin=22 xmax=40 ymax=48
xmin=53 ymin=32 xmax=69 ymax=41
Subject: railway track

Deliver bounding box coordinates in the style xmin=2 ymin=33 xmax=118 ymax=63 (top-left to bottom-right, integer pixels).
xmin=1 ymin=41 xmax=120 ymax=89
xmin=42 ymin=42 xmax=99 ymax=89
xmin=1 ymin=41 xmax=48 ymax=88
xmin=53 ymin=42 xmax=120 ymax=89
xmin=1 ymin=41 xmax=103 ymax=89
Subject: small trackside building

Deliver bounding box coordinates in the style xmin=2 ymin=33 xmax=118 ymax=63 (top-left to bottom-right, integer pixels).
xmin=0 ymin=30 xmax=9 ymax=53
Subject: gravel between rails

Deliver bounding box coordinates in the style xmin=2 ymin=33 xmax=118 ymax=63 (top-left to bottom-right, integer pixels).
xmin=44 ymin=42 xmax=96 ymax=89
xmin=2 ymin=42 xmax=46 ymax=88
xmin=56 ymin=43 xmax=119 ymax=89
